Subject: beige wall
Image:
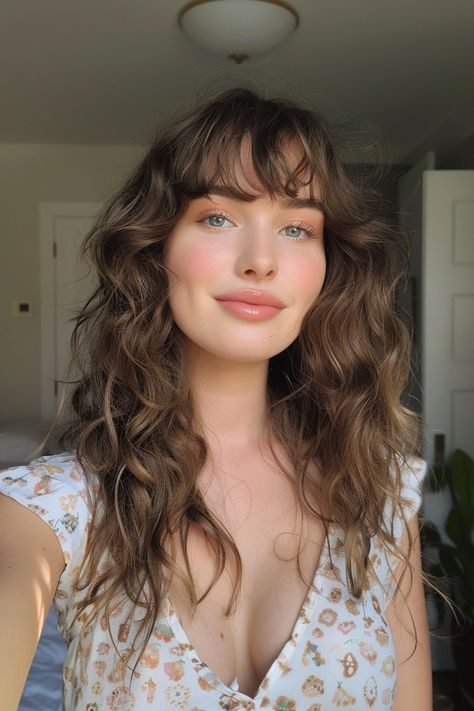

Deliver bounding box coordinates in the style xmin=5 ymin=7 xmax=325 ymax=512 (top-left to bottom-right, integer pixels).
xmin=0 ymin=143 xmax=143 ymax=423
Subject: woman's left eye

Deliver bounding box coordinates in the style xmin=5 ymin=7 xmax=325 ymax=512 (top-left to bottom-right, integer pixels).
xmin=201 ymin=214 xmax=232 ymax=228
xmin=282 ymin=225 xmax=313 ymax=240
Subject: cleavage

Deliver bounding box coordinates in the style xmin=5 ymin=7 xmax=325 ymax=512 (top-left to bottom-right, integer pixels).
xmin=166 ymin=466 xmax=326 ymax=697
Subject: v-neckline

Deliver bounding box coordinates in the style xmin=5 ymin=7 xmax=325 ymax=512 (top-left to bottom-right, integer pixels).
xmin=164 ymin=522 xmax=338 ymax=703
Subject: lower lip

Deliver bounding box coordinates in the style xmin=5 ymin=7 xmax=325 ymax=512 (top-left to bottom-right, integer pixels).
xmin=215 ymin=299 xmax=283 ymax=321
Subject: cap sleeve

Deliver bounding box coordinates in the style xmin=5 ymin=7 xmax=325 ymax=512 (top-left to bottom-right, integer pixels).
xmin=0 ymin=452 xmax=90 ymax=568
xmin=377 ymin=456 xmax=428 ymax=604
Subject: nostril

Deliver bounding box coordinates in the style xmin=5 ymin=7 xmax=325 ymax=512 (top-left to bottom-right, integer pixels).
xmin=244 ymin=269 xmax=275 ymax=277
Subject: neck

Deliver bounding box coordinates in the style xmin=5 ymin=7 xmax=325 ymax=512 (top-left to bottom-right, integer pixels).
xmin=184 ymin=343 xmax=270 ymax=451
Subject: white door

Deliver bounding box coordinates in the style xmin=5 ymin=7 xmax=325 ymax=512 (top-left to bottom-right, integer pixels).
xmin=40 ymin=203 xmax=102 ymax=420
xmin=399 ymin=168 xmax=474 ymax=671
xmin=422 ymin=171 xmax=474 ymax=462
xmin=422 ymin=171 xmax=474 ymax=671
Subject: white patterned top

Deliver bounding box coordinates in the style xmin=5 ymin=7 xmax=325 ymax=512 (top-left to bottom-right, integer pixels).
xmin=0 ymin=453 xmax=427 ymax=711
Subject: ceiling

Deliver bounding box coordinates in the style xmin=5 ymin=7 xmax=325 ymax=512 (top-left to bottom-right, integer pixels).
xmin=1 ymin=0 xmax=473 ymax=163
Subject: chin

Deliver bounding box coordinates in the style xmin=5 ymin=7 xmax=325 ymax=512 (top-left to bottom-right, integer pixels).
xmin=193 ymin=339 xmax=294 ymax=364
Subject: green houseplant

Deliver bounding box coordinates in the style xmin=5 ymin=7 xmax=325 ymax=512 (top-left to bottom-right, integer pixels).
xmin=422 ymin=448 xmax=474 ymax=706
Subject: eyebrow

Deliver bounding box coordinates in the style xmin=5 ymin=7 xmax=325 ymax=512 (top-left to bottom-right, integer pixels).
xmin=202 ymin=186 xmax=324 ymax=214
xmin=281 ymin=197 xmax=324 ymax=213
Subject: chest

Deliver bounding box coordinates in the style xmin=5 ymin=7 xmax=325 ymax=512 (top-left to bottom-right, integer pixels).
xmin=166 ymin=460 xmax=328 ymax=698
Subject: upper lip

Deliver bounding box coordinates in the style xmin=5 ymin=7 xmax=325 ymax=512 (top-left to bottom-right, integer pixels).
xmin=214 ymin=289 xmax=285 ymax=308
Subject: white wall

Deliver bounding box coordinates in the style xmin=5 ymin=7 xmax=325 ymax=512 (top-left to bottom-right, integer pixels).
xmin=0 ymin=143 xmax=143 ymax=423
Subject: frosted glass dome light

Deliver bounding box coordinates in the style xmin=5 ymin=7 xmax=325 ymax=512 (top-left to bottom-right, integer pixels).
xmin=179 ymin=0 xmax=299 ymax=63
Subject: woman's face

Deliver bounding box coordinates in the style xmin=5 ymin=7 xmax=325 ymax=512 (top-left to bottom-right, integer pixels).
xmin=164 ymin=174 xmax=326 ymax=364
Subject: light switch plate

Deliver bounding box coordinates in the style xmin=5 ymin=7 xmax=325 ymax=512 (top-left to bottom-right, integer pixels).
xmin=11 ymin=300 xmax=33 ymax=317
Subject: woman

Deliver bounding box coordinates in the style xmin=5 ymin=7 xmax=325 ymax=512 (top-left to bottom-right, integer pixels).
xmin=0 ymin=88 xmax=431 ymax=710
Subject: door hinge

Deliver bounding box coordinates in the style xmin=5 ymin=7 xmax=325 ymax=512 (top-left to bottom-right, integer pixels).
xmin=54 ymin=380 xmax=58 ymax=397
xmin=53 ymin=241 xmax=57 ymax=258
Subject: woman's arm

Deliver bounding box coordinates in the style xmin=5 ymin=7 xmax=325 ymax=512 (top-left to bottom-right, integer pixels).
xmin=0 ymin=493 xmax=65 ymax=710
xmin=385 ymin=514 xmax=432 ymax=711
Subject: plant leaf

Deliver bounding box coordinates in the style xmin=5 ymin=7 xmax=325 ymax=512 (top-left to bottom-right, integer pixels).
xmin=456 ymin=548 xmax=474 ymax=601
xmin=446 ymin=505 xmax=472 ymax=546
xmin=450 ymin=449 xmax=474 ymax=513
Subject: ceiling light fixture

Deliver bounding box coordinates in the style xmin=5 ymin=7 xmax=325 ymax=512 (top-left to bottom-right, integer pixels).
xmin=178 ymin=0 xmax=298 ymax=64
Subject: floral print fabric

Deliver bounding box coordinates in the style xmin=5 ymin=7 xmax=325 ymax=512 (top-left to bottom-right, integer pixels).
xmin=0 ymin=453 xmax=427 ymax=710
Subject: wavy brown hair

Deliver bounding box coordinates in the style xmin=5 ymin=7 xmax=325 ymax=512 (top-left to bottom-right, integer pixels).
xmin=58 ymin=87 xmax=421 ymax=669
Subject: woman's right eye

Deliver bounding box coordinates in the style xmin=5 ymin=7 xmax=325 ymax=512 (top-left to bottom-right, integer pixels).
xmin=201 ymin=214 xmax=233 ymax=229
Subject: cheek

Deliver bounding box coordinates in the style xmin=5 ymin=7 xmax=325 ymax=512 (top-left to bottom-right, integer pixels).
xmin=167 ymin=240 xmax=224 ymax=288
xmin=291 ymin=250 xmax=327 ymax=305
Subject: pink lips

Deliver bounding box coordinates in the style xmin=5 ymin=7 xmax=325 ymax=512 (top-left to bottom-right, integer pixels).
xmin=214 ymin=289 xmax=285 ymax=321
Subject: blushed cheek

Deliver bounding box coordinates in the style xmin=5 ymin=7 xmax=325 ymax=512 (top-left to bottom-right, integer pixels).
xmin=296 ymin=258 xmax=327 ymax=307
xmin=168 ymin=242 xmax=224 ymax=287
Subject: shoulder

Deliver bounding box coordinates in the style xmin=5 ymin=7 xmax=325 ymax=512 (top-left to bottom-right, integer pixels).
xmin=396 ymin=455 xmax=428 ymax=515
xmin=390 ymin=455 xmax=428 ymax=520
xmin=1 ymin=451 xmax=91 ymax=506
xmin=379 ymin=455 xmax=428 ymax=530
xmin=374 ymin=455 xmax=428 ymax=603
xmin=0 ymin=451 xmax=93 ymax=566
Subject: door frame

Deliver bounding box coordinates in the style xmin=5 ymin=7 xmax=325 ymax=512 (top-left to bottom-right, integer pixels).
xmin=39 ymin=202 xmax=102 ymax=420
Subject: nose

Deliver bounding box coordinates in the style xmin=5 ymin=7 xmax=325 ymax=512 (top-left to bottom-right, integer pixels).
xmin=235 ymin=223 xmax=278 ymax=281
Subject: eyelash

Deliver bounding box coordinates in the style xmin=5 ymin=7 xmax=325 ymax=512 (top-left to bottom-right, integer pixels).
xmin=198 ymin=210 xmax=318 ymax=241
xmin=199 ymin=210 xmax=234 ymax=230
xmin=282 ymin=221 xmax=318 ymax=241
